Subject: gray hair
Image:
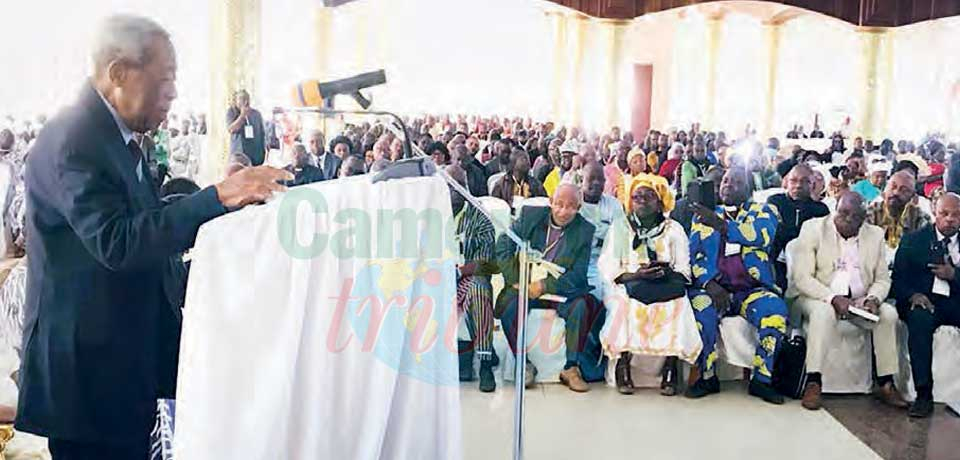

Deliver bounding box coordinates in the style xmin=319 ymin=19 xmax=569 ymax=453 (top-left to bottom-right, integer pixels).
xmin=91 ymin=15 xmax=171 ymax=77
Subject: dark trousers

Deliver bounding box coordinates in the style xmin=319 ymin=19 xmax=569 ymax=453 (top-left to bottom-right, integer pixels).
xmin=499 ymin=290 xmax=602 ymax=369
xmin=906 ymin=298 xmax=960 ymax=397
xmin=49 ymin=435 xmax=149 ymax=460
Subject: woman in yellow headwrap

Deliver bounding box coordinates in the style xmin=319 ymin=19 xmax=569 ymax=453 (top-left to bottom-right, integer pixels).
xmin=598 ymin=175 xmax=701 ymax=397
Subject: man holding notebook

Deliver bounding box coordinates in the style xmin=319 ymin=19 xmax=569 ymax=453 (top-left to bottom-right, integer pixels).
xmin=790 ymin=191 xmax=907 ymax=411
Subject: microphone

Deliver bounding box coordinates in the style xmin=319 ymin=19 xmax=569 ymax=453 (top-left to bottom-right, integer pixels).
xmin=292 ymin=70 xmax=387 ymax=110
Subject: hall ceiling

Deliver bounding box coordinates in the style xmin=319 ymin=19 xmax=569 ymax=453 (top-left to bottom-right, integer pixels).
xmin=543 ymin=0 xmax=960 ymax=27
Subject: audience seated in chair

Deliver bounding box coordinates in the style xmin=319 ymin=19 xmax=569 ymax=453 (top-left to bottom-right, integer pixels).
xmin=893 ymin=192 xmax=960 ymax=418
xmin=686 ymin=167 xmax=789 ymax=404
xmin=789 ymin=191 xmax=907 ymax=411
xmin=447 ymin=165 xmax=499 ymax=393
xmin=867 ymin=171 xmax=931 ymax=257
xmin=767 ymin=163 xmax=830 ymax=292
xmin=597 ymin=173 xmax=701 ymax=396
xmin=490 ymin=150 xmax=546 ymax=210
xmin=495 ymin=183 xmax=602 ymax=392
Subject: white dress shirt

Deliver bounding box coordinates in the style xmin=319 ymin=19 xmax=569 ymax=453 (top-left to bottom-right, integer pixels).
xmin=831 ymin=232 xmax=866 ymax=299
xmin=932 ymin=229 xmax=959 ymax=296
xmin=96 ymin=89 xmax=141 ymax=182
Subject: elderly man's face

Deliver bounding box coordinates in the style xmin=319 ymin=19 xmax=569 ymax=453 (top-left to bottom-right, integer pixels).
xmin=114 ymin=37 xmax=178 ymax=133
xmin=550 ymin=186 xmax=581 ymax=227
xmin=834 ymin=193 xmax=867 ymax=239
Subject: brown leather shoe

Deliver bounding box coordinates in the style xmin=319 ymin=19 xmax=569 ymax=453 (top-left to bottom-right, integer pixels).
xmin=801 ymin=382 xmax=822 ymax=410
xmin=875 ymin=382 xmax=909 ymax=409
xmin=559 ymin=366 xmax=590 ymax=393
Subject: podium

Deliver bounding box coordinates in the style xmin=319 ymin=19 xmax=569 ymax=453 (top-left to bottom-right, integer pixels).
xmin=174 ymin=176 xmax=462 ymax=460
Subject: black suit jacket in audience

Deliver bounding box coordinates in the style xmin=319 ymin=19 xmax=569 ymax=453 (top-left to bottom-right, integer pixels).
xmin=893 ymin=224 xmax=960 ymax=318
xmin=287 ymin=164 xmax=325 ymax=186
xmin=17 ymin=82 xmax=226 ymax=444
xmin=767 ymin=193 xmax=829 ymax=290
xmin=495 ymin=206 xmax=594 ymax=301
xmin=317 ymin=152 xmax=342 ymax=181
xmin=465 ymin=160 xmax=488 ymax=196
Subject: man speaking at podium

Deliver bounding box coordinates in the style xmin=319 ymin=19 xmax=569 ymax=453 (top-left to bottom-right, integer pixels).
xmin=17 ymin=15 xmax=291 ymax=459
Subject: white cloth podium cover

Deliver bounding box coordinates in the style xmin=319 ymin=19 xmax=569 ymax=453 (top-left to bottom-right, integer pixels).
xmin=174 ymin=175 xmax=462 ymax=460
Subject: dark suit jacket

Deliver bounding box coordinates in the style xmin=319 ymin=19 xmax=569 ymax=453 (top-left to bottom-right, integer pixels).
xmin=318 ymin=152 xmax=342 ymax=181
xmin=465 ymin=160 xmax=488 ymax=197
xmin=893 ymin=224 xmax=960 ymax=318
xmin=17 ymin=83 xmax=226 ymax=444
xmin=286 ymin=164 xmax=325 ymax=186
xmin=495 ymin=206 xmax=595 ymax=302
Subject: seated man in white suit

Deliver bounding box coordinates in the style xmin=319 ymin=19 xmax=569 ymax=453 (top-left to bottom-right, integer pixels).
xmin=790 ymin=191 xmax=908 ymax=411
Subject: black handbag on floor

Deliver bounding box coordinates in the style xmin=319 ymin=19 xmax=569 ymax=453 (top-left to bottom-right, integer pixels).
xmin=623 ymin=271 xmax=687 ymax=304
xmin=773 ymin=333 xmax=808 ymax=399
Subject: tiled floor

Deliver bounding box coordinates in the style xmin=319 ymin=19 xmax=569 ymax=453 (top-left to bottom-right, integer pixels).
xmin=460 ymin=381 xmax=884 ymax=460
xmin=823 ymin=395 xmax=960 ymax=460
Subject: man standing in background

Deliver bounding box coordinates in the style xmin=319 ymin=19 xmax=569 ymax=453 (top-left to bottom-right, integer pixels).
xmin=226 ymin=89 xmax=267 ymax=166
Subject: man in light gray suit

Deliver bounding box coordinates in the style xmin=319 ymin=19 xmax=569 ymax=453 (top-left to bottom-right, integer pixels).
xmin=789 ymin=191 xmax=907 ymax=411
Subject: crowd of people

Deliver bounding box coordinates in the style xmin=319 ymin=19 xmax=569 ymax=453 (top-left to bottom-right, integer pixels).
xmin=1 ymin=95 xmax=958 ymax=452
xmin=209 ymin=98 xmax=960 ymax=419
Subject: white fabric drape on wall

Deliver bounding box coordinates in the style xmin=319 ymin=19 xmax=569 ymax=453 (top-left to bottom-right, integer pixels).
xmin=175 ymin=176 xmax=462 ymax=460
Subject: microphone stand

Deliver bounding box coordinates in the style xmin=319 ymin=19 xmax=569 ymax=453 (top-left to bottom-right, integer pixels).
xmin=284 ymin=106 xmax=563 ymax=460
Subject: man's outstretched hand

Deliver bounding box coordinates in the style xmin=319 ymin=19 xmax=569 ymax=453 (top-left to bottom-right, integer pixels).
xmin=214 ymin=165 xmax=293 ymax=209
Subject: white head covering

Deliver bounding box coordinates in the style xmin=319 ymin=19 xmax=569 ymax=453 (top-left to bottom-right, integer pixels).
xmin=668 ymin=143 xmax=684 ymax=160
xmin=866 ymin=154 xmax=892 ymax=175
xmin=560 ymin=139 xmax=580 ymax=154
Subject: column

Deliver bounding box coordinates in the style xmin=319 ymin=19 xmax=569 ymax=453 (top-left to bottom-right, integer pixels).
xmin=703 ymin=16 xmax=722 ymax=129
xmin=762 ymin=21 xmax=783 ymax=138
xmin=549 ymin=12 xmax=568 ymax=123
xmin=859 ymin=29 xmax=889 ymax=140
xmin=201 ymin=0 xmax=262 ymax=187
xmin=313 ymin=6 xmax=334 ymax=78
xmin=568 ymin=15 xmax=587 ymax=128
xmin=607 ymin=22 xmax=627 ymax=130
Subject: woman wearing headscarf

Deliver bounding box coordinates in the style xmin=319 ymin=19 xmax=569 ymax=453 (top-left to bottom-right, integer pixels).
xmin=598 ymin=175 xmax=702 ymax=396
xmin=658 ymin=143 xmax=685 ymax=185
xmin=614 ymin=147 xmax=651 ymax=204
